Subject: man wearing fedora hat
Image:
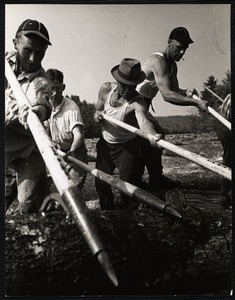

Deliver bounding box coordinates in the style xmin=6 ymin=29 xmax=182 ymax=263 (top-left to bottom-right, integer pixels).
xmin=94 ymin=58 xmax=163 ymax=210
xmin=5 ymin=19 xmax=52 ymax=214
xmin=136 ymin=26 xmax=208 ymax=190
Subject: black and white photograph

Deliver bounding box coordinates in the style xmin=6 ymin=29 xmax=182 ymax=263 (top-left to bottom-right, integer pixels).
xmin=4 ymin=3 xmax=232 ymax=297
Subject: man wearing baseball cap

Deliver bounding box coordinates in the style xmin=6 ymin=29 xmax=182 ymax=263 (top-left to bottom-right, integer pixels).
xmin=94 ymin=58 xmax=163 ymax=210
xmin=136 ymin=26 xmax=208 ymax=191
xmin=5 ymin=19 xmax=52 ymax=214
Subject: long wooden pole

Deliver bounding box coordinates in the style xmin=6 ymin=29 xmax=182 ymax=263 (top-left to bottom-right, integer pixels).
xmin=203 ymin=86 xmax=224 ymax=103
xmin=5 ymin=58 xmax=118 ymax=287
xmin=102 ymin=114 xmax=231 ymax=181
xmin=56 ymin=150 xmax=182 ymax=218
xmin=193 ymin=95 xmax=231 ymax=130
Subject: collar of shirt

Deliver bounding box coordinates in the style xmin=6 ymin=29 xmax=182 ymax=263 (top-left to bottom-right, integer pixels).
xmin=6 ymin=51 xmax=44 ymax=84
xmin=52 ymin=97 xmax=66 ymax=114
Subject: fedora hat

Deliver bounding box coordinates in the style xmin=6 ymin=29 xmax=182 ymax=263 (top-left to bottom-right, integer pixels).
xmin=111 ymin=58 xmax=146 ymax=85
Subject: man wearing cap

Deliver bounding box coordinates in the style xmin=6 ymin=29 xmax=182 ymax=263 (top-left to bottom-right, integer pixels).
xmin=5 ymin=19 xmax=52 ymax=214
xmin=94 ymin=58 xmax=163 ymax=210
xmin=136 ymin=26 xmax=208 ymax=190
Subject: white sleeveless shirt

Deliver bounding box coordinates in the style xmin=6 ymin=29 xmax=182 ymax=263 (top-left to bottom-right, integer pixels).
xmin=102 ymin=85 xmax=137 ymax=144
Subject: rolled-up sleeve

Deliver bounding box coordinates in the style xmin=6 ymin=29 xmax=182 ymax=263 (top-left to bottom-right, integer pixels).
xmin=67 ymin=109 xmax=84 ymax=132
xmin=28 ymin=76 xmax=52 ymax=119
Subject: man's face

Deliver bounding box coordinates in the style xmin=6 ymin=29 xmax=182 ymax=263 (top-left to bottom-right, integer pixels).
xmin=168 ymin=39 xmax=188 ymax=62
xmin=13 ymin=34 xmax=48 ymax=73
xmin=50 ymin=79 xmax=65 ymax=104
xmin=117 ymin=82 xmax=137 ymax=100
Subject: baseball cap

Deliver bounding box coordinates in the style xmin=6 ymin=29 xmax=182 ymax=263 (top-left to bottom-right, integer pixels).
xmin=169 ymin=27 xmax=193 ymax=46
xmin=16 ymin=19 xmax=51 ymax=45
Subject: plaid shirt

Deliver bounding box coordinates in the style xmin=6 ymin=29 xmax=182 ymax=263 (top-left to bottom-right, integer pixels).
xmin=5 ymin=51 xmax=52 ymax=162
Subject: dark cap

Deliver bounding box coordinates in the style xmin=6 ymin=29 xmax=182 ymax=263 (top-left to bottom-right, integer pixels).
xmin=16 ymin=19 xmax=51 ymax=45
xmin=169 ymin=27 xmax=194 ymax=46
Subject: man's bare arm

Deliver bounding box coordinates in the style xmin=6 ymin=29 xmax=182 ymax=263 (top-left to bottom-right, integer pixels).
xmin=63 ymin=125 xmax=85 ymax=161
xmin=94 ymin=82 xmax=113 ymax=122
xmin=132 ymin=98 xmax=162 ymax=148
xmin=150 ymin=55 xmax=207 ymax=111
xmin=70 ymin=125 xmax=84 ymax=152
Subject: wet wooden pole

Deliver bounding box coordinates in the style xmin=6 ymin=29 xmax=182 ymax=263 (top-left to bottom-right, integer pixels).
xmin=102 ymin=114 xmax=231 ymax=181
xmin=56 ymin=150 xmax=182 ymax=218
xmin=5 ymin=58 xmax=118 ymax=287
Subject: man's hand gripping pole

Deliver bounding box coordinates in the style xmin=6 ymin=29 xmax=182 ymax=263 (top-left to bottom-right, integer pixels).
xmin=5 ymin=58 xmax=118 ymax=287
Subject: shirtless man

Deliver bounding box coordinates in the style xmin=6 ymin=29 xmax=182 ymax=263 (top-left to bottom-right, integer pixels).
xmin=136 ymin=27 xmax=208 ymax=189
xmin=94 ymin=58 xmax=162 ymax=209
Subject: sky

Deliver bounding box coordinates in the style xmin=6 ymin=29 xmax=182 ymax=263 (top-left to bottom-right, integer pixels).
xmin=5 ymin=4 xmax=231 ymax=116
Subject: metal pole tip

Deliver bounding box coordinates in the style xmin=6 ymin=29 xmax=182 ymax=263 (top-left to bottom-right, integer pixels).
xmin=97 ymin=250 xmax=119 ymax=287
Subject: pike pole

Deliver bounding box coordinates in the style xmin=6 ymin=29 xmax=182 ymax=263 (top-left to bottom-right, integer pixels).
xmin=102 ymin=114 xmax=231 ymax=181
xmin=56 ymin=150 xmax=182 ymax=219
xmin=203 ymin=86 xmax=224 ymax=103
xmin=193 ymin=95 xmax=231 ymax=130
xmin=5 ymin=58 xmax=118 ymax=287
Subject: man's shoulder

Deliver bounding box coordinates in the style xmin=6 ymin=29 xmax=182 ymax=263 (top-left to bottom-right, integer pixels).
xmin=147 ymin=52 xmax=164 ymax=62
xmin=130 ymin=94 xmax=147 ymax=109
xmin=100 ymin=82 xmax=116 ymax=91
xmin=35 ymin=68 xmax=50 ymax=81
xmin=30 ymin=68 xmax=51 ymax=87
xmin=99 ymin=82 xmax=117 ymax=100
xmin=142 ymin=53 xmax=165 ymax=73
xmin=63 ymin=97 xmax=81 ymax=110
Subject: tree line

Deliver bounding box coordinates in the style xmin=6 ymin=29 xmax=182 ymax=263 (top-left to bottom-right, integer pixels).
xmin=68 ymin=71 xmax=231 ymax=137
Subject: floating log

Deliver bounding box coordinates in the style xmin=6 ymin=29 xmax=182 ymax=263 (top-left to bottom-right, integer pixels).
xmin=5 ymin=206 xmax=232 ymax=296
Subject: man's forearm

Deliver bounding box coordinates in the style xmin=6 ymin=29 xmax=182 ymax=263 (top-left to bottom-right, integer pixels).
xmin=162 ymin=90 xmax=198 ymax=106
xmin=70 ymin=129 xmax=85 ymax=152
xmin=177 ymin=88 xmax=187 ymax=97
xmin=70 ymin=141 xmax=84 ymax=152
